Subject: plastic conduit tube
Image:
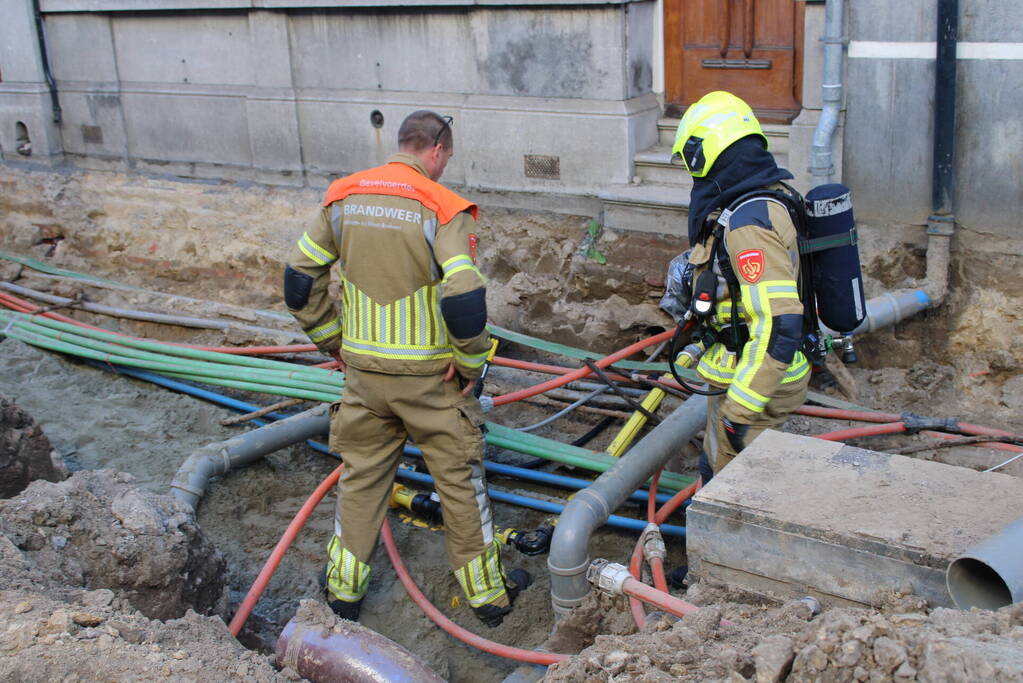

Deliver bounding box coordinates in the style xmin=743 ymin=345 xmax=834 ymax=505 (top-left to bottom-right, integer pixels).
xmin=103 ymin=364 xmax=689 ymax=505
xmin=0 ymin=316 xmax=341 ymax=391
xmin=0 ymin=310 xmax=342 ymax=381
xmin=646 ymin=472 xmax=670 ymax=594
xmin=0 ymin=287 xmax=318 ymax=356
xmin=380 ymin=519 xmax=569 ymax=666
xmin=491 ymin=330 xmax=674 ymax=407
xmin=385 ymin=464 xmax=687 ymax=538
xmin=621 ymin=576 xmax=700 ymax=619
xmin=814 ymin=422 xmax=907 ymax=441
xmin=228 ymin=463 xmax=343 ymax=636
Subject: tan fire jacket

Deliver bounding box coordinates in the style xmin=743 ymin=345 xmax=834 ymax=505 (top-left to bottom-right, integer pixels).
xmin=285 ymin=153 xmax=490 ymax=378
xmin=690 ymin=186 xmax=810 ymax=424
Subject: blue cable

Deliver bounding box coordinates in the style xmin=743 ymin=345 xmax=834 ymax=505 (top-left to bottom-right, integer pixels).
xmin=98 ymin=363 xmax=688 ymax=532
xmin=392 ymin=467 xmax=685 ymax=538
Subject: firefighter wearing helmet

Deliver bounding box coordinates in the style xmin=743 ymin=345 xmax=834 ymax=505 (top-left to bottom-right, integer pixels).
xmin=671 ymin=91 xmax=811 ymax=481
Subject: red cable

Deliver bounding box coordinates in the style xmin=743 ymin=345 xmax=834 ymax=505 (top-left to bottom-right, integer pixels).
xmin=380 ymin=519 xmax=569 ymax=666
xmin=491 ymin=330 xmax=674 ymax=407
xmin=227 ymin=462 xmax=569 ymax=665
xmin=628 ymin=542 xmax=647 ymax=628
xmin=622 ymin=577 xmax=702 ymax=619
xmin=228 ymin=464 xmax=344 ymax=637
xmin=814 ymin=421 xmax=907 ymax=441
xmin=654 ymin=478 xmax=701 ymax=525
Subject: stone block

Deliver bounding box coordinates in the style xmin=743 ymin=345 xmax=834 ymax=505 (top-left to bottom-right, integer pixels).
xmin=686 ymin=430 xmax=1023 ymax=608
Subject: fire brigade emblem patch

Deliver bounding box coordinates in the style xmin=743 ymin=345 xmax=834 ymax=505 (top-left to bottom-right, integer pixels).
xmin=736 ymin=249 xmax=765 ymax=283
xmin=468 ymin=233 xmax=478 ymax=264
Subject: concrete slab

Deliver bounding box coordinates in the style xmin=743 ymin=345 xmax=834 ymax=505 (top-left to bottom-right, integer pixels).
xmin=686 ymin=430 xmax=1023 ymax=608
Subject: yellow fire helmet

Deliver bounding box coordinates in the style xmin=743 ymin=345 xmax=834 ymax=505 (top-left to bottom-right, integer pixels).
xmin=672 ymin=91 xmax=768 ymax=178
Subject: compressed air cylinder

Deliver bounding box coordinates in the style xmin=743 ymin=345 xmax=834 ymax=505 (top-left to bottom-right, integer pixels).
xmin=805 ymin=183 xmax=866 ymax=334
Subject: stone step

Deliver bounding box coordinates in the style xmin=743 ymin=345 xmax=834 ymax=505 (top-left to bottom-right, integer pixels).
xmin=598 ymin=182 xmax=690 ymax=237
xmin=657 ymin=117 xmax=791 ymax=156
xmin=634 ymin=143 xmax=788 ymax=186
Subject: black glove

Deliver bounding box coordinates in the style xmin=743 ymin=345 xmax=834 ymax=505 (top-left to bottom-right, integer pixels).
xmin=721 ymin=416 xmax=749 ymax=453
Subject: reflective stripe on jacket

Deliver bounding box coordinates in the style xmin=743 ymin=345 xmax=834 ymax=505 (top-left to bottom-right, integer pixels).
xmin=286 ymin=154 xmax=489 ymax=376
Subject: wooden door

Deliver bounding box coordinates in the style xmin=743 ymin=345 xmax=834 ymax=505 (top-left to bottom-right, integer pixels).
xmin=664 ymin=0 xmax=805 ymax=123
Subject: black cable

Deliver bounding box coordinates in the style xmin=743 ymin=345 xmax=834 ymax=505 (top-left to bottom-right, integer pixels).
xmin=667 ymin=322 xmax=726 ymax=397
xmin=583 ymin=359 xmax=662 ymax=424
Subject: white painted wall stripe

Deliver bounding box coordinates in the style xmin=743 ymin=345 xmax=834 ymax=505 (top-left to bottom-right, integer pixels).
xmin=849 ymin=41 xmax=1023 ymax=61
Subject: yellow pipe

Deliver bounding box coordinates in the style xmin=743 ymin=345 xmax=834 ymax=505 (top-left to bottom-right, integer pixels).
xmin=605 ymin=345 xmax=704 ymax=458
xmin=605 ymin=377 xmax=669 ymax=457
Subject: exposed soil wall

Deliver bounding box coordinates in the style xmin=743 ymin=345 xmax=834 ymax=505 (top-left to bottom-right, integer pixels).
xmin=2 ymin=164 xmax=1023 ymax=682
xmin=7 ymin=163 xmax=1021 ymax=372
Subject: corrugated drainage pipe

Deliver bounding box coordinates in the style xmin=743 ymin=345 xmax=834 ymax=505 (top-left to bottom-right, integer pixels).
xmin=946 ymin=515 xmax=1023 ymax=610
xmin=548 ymin=395 xmax=707 ymax=617
xmin=171 ymin=405 xmax=330 ymax=510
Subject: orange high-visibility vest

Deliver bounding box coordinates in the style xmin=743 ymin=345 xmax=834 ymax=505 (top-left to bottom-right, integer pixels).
xmin=324 ymin=162 xmax=478 ymax=225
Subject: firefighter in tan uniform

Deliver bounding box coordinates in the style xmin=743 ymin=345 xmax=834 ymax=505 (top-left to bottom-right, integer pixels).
xmin=283 ymin=110 xmax=528 ymax=627
xmin=672 ymin=91 xmax=811 ymax=479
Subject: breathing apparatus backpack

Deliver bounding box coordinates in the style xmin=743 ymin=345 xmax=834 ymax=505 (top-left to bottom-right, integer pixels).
xmin=659 ymin=182 xmax=865 ymax=390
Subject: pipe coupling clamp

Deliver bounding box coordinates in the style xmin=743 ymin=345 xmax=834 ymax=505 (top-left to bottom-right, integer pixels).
xmin=586 ymin=559 xmax=631 ymax=597
xmin=641 ymin=522 xmax=667 ymax=561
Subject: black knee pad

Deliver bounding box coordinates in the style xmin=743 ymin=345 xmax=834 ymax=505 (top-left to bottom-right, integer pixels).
xmin=283 ymin=265 xmax=314 ymax=309
xmin=440 ymin=287 xmax=487 ymax=339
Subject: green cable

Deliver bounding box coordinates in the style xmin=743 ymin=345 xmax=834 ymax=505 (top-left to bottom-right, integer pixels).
xmin=158 ymin=371 xmax=340 ymax=403
xmin=0 ymin=250 xmax=127 ymax=287
xmin=0 ymin=313 xmax=342 ymax=390
xmin=5 ymin=310 xmax=332 ymax=377
xmin=2 ymin=324 xmax=336 ymax=397
xmin=485 ymin=422 xmax=693 ymax=491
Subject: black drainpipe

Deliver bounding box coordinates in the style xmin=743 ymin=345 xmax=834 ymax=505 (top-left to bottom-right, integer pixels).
xmin=930 ymin=0 xmax=957 ymax=221
xmin=32 ymin=0 xmax=62 ymax=124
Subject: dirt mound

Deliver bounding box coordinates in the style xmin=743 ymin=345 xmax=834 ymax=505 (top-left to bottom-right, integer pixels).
xmin=0 ymin=469 xmax=226 ymax=620
xmin=0 ymin=589 xmax=284 ymax=682
xmin=543 ymin=585 xmax=1023 ymax=682
xmin=0 ymin=396 xmax=67 ymax=498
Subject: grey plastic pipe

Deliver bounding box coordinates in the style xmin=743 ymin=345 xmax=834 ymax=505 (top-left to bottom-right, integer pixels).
xmin=946 ymin=515 xmax=1023 ymax=610
xmin=810 ymin=0 xmax=844 ymax=185
xmin=0 ymin=281 xmax=301 ymax=342
xmin=547 ymin=395 xmax=707 ymax=616
xmin=822 ymin=289 xmax=931 ymax=337
xmin=171 ymin=405 xmax=329 ymax=510
xmin=276 ymin=610 xmax=445 ymax=683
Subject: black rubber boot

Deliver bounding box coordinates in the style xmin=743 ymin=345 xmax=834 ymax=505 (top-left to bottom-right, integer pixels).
xmin=668 ymin=565 xmax=689 ymax=590
xmin=471 ymin=568 xmax=532 ymax=628
xmin=697 ymin=451 xmax=714 ymax=485
xmin=319 ymin=565 xmax=364 ymax=622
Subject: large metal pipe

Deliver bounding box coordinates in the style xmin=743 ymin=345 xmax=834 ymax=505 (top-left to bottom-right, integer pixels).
xmin=946 ymin=515 xmax=1023 ymax=610
xmin=809 ymin=0 xmax=844 ymax=186
xmin=276 ymin=604 xmax=445 ymax=683
xmin=547 ymin=395 xmax=707 ymax=616
xmin=171 ymin=405 xmax=329 ymax=510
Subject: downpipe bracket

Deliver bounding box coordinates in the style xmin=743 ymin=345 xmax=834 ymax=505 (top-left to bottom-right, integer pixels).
xmin=927 ymin=215 xmax=956 ymax=236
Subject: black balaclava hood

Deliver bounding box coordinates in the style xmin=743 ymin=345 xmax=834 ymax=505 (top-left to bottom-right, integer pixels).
xmin=686 ymin=134 xmax=793 ymax=244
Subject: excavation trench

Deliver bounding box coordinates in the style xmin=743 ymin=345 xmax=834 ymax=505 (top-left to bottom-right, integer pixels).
xmin=3 ymin=166 xmax=1023 ymax=682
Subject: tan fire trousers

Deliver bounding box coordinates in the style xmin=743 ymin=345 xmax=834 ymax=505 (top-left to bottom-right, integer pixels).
xmin=704 ymin=373 xmax=810 ymax=473
xmin=327 ymin=367 xmax=509 ymax=608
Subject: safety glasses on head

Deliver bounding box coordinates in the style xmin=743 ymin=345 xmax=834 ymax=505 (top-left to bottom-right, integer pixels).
xmin=671 ymin=91 xmax=766 ymax=178
xmin=433 ymin=115 xmax=454 ymax=148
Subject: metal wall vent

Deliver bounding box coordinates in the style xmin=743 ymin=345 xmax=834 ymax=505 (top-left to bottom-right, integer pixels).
xmin=524 ymin=154 xmax=560 ymax=180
